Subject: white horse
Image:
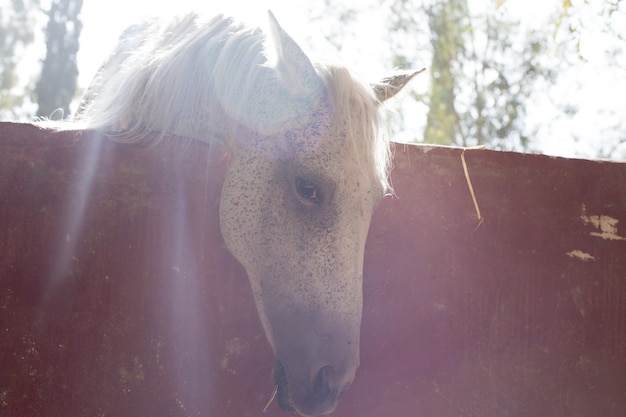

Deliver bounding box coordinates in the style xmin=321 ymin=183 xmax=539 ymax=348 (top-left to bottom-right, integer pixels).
xmin=73 ymin=12 xmax=419 ymax=416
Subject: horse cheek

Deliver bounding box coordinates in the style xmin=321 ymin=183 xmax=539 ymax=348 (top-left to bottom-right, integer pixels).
xmin=219 ymin=157 xmax=280 ymax=347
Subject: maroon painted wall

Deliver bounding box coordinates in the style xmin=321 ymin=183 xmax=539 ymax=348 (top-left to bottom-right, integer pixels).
xmin=1 ymin=122 xmax=625 ymax=416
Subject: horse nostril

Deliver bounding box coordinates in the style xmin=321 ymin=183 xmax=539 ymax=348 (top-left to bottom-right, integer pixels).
xmin=312 ymin=365 xmax=335 ymax=402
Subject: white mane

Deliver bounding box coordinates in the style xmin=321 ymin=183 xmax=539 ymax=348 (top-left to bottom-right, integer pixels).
xmin=70 ymin=13 xmax=392 ymax=192
xmin=315 ymin=64 xmax=391 ymax=193
xmin=74 ymin=14 xmax=262 ymax=141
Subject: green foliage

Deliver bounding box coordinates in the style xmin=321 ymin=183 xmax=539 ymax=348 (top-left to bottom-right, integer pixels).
xmin=308 ymin=0 xmax=359 ymax=53
xmin=550 ymin=0 xmax=625 ymax=158
xmin=35 ymin=0 xmax=83 ymax=119
xmin=0 ymin=0 xmax=39 ymax=119
xmin=458 ymin=15 xmax=556 ymax=149
xmin=423 ymin=0 xmax=468 ymax=145
xmin=555 ymin=0 xmax=623 ymax=54
xmin=386 ymin=0 xmax=557 ymax=150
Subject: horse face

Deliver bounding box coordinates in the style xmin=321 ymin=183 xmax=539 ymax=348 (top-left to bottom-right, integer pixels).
xmin=220 ymin=111 xmax=381 ymax=415
xmin=219 ymin=12 xmax=418 ymax=416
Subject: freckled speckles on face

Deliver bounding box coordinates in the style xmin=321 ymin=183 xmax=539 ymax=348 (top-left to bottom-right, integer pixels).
xmin=219 ymin=97 xmax=375 ymax=403
xmin=216 ymin=14 xmax=401 ymax=417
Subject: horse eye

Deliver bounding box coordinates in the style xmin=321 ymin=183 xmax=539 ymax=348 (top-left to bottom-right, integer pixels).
xmin=295 ymin=177 xmax=322 ymax=204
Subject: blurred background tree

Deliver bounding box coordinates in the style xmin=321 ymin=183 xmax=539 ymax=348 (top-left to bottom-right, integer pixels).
xmin=0 ymin=0 xmax=623 ymax=158
xmin=35 ymin=0 xmax=83 ymax=119
xmin=306 ymin=0 xmax=623 ymax=157
xmin=385 ymin=0 xmax=557 ymax=151
xmin=0 ymin=0 xmax=82 ymax=120
xmin=0 ymin=0 xmax=39 ymax=120
xmin=550 ymin=0 xmax=625 ymax=158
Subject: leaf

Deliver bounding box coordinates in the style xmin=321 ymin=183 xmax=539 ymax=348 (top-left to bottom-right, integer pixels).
xmin=562 ymin=0 xmax=573 ymax=13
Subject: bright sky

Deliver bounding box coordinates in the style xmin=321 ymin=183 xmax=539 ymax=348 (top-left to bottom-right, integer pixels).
xmin=77 ymin=0 xmax=564 ymax=84
xmin=79 ymin=1 xmax=349 ymax=82
xmin=73 ymin=0 xmax=626 ymax=159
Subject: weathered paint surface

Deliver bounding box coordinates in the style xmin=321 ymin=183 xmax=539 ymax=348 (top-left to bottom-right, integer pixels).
xmin=1 ymin=123 xmax=626 ymax=416
xmin=361 ymin=144 xmax=626 ymax=416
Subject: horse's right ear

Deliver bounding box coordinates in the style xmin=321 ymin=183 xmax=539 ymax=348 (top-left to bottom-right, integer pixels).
xmin=267 ymin=10 xmax=321 ymax=97
xmin=372 ymin=68 xmax=426 ymax=102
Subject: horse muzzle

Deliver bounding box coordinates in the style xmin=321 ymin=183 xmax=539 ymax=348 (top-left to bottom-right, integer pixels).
xmin=272 ymin=359 xmax=354 ymax=416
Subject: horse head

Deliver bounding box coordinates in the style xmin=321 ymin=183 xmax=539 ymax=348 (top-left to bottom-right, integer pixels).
xmin=219 ymin=12 xmax=419 ymax=416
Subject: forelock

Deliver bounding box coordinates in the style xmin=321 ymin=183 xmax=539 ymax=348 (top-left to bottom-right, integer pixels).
xmin=315 ymin=64 xmax=392 ymax=194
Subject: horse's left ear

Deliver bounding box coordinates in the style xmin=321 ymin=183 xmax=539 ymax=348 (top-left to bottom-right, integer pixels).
xmin=373 ymin=68 xmax=426 ymax=102
xmin=267 ymin=10 xmax=321 ymax=96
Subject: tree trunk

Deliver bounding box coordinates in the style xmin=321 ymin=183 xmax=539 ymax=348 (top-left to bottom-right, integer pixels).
xmin=35 ymin=0 xmax=83 ymax=120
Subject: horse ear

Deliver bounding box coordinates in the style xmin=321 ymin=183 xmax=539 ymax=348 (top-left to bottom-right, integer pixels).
xmin=267 ymin=10 xmax=321 ymax=96
xmin=373 ymin=68 xmax=426 ymax=102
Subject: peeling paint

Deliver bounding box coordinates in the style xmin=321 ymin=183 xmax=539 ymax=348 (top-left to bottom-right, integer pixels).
xmin=433 ymin=302 xmax=448 ymax=311
xmin=580 ymin=204 xmax=626 ymax=241
xmin=220 ymin=337 xmax=249 ymax=372
xmin=566 ymin=250 xmax=596 ymax=262
xmin=225 ymin=337 xmax=248 ymax=357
